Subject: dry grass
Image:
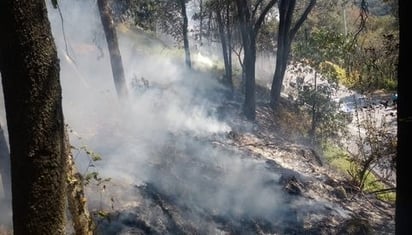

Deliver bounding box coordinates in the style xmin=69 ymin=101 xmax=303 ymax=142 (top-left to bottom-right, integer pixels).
xmin=263 ymin=97 xmax=311 ymax=141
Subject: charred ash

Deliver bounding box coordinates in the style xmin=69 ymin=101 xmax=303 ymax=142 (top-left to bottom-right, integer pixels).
xmin=90 ymin=123 xmax=394 ymax=235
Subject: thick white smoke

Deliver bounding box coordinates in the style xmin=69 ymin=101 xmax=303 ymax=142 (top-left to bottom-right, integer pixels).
xmin=46 ymin=0 xmax=295 ymax=223
xmin=1 ymin=1 xmax=310 ymax=232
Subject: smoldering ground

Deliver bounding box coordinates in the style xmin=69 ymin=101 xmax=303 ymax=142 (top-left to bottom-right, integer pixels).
xmin=50 ymin=0 xmax=305 ymax=232
xmin=0 ymin=1 xmax=342 ymax=233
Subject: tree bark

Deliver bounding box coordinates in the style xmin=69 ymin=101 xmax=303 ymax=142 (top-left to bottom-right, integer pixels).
xmin=0 ymin=1 xmax=67 ymax=234
xmin=270 ymin=0 xmax=295 ymax=109
xmin=395 ymin=0 xmax=412 ymax=233
xmin=235 ymin=0 xmax=277 ymax=120
xmin=216 ymin=7 xmax=233 ymax=92
xmin=98 ymin=0 xmax=128 ymax=98
xmin=243 ymin=33 xmax=257 ymax=120
xmin=199 ymin=0 xmax=204 ymax=45
xmin=309 ymin=72 xmax=317 ymax=142
xmin=270 ymin=0 xmax=316 ymax=110
xmin=226 ymin=2 xmax=233 ymax=93
xmin=0 ymin=124 xmax=11 ymax=203
xmin=236 ymin=0 xmax=255 ymax=120
xmin=180 ymin=0 xmax=192 ymax=69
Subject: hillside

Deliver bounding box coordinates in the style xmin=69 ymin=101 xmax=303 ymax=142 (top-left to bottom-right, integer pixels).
xmin=86 ymin=91 xmax=395 ymax=234
xmin=0 ymin=1 xmax=396 ymax=234
xmin=81 ymin=22 xmax=394 ymax=235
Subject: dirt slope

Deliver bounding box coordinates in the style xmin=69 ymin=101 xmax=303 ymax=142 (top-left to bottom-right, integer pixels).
xmin=88 ymin=95 xmax=395 ymax=235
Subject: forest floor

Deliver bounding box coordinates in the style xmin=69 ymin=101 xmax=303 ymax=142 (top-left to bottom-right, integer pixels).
xmin=0 ymin=75 xmax=396 ymax=235
xmin=85 ymin=87 xmax=395 ymax=235
xmin=0 ymin=22 xmax=396 ymax=235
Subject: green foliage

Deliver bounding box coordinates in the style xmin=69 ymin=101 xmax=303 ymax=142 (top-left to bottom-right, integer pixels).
xmin=75 ymin=145 xmax=111 ymax=186
xmin=293 ymin=28 xmax=352 ymax=69
xmin=322 ymin=142 xmax=395 ymax=203
xmin=292 ymin=28 xmax=357 ymax=96
xmin=293 ymin=8 xmax=399 ymax=94
xmin=80 ymin=145 xmax=102 ymax=162
xmin=84 ymin=171 xmax=111 ymax=186
xmin=349 ymin=31 xmax=399 ymax=92
xmin=319 ymin=61 xmax=348 ymax=84
xmin=346 ymin=110 xmax=396 ymax=192
xmin=116 ymin=0 xmax=160 ymax=30
xmin=295 ymin=75 xmax=349 ymax=144
xmin=257 ymin=20 xmax=278 ymax=53
xmin=322 ymin=143 xmax=352 ymax=171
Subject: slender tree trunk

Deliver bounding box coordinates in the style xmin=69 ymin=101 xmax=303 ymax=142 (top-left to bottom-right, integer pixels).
xmin=216 ymin=9 xmax=233 ymax=91
xmin=199 ymin=0 xmax=204 ymax=46
xmin=180 ymin=0 xmax=192 ymax=69
xmin=235 ymin=0 xmax=277 ymax=120
xmin=240 ymin=29 xmax=257 ymax=120
xmin=242 ymin=29 xmax=257 ymax=120
xmin=227 ymin=4 xmax=233 ymax=92
xmin=310 ymin=72 xmax=317 ymax=142
xmin=0 ymin=124 xmax=11 ymax=203
xmin=270 ymin=0 xmax=316 ymax=110
xmin=236 ymin=0 xmax=256 ymax=120
xmin=97 ymin=0 xmax=128 ymax=98
xmin=0 ymin=1 xmax=67 ymax=233
xmin=270 ymin=0 xmax=295 ymax=109
xmin=207 ymin=10 xmax=213 ymax=45
xmin=395 ymin=0 xmax=412 ymax=233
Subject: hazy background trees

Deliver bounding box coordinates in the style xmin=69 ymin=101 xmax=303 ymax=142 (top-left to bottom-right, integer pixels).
xmin=98 ymin=0 xmax=129 ymax=98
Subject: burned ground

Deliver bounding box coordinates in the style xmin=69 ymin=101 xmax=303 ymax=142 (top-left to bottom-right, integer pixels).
xmin=88 ymin=93 xmax=395 ymax=235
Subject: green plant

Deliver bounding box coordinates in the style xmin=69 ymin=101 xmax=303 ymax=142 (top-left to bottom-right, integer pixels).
xmin=347 ymin=109 xmax=396 ymax=192
xmin=295 ymin=73 xmax=348 ymax=145
xmin=322 ymin=142 xmax=395 ymax=203
xmin=72 ymin=144 xmax=111 ymax=187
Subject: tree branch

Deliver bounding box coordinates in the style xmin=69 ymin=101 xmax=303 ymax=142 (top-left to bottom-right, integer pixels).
xmin=289 ymin=0 xmax=316 ymax=41
xmin=254 ymin=0 xmax=278 ymax=35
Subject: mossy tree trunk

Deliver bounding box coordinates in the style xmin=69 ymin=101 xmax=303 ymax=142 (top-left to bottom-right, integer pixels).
xmin=0 ymin=0 xmax=67 ymax=234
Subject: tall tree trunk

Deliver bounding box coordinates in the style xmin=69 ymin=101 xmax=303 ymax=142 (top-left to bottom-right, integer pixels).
xmin=236 ymin=0 xmax=256 ymax=120
xmin=396 ymin=0 xmax=412 ymax=233
xmin=0 ymin=124 xmax=11 ymax=204
xmin=270 ymin=0 xmax=296 ymax=109
xmin=270 ymin=0 xmax=316 ymax=110
xmin=235 ymin=0 xmax=277 ymax=120
xmin=199 ymin=0 xmax=204 ymax=46
xmin=226 ymin=2 xmax=233 ymax=93
xmin=216 ymin=8 xmax=233 ymax=92
xmin=0 ymin=0 xmax=67 ymax=233
xmin=180 ymin=0 xmax=192 ymax=69
xmin=98 ymin=0 xmax=128 ymax=98
xmin=242 ymin=33 xmax=257 ymax=120
xmin=309 ymin=72 xmax=318 ymax=143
